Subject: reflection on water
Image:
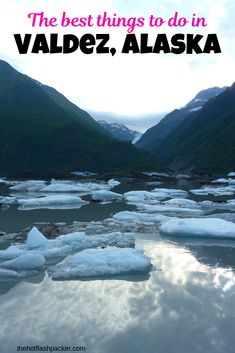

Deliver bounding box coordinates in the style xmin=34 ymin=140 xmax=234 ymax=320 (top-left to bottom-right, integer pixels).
xmin=1 ymin=236 xmax=235 ymax=353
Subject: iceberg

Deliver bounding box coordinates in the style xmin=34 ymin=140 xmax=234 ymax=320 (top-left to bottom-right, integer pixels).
xmin=0 ymin=268 xmax=34 ymax=279
xmin=200 ymin=200 xmax=235 ymax=211
xmin=50 ymin=248 xmax=151 ymax=279
xmin=164 ymin=198 xmax=201 ymax=209
xmin=18 ymin=195 xmax=88 ymax=210
xmin=108 ymin=179 xmax=121 ymax=187
xmin=10 ymin=180 xmax=46 ymax=192
xmin=0 ymin=196 xmax=16 ymax=205
xmin=124 ymin=190 xmax=164 ymax=202
xmin=136 ymin=203 xmax=203 ymax=215
xmin=228 ymin=172 xmax=235 ymax=177
xmin=41 ymin=183 xmax=90 ymax=193
xmin=27 ymin=227 xmax=48 ymax=249
xmin=143 ymin=172 xmax=170 ymax=177
xmin=0 ymin=245 xmax=25 ymax=260
xmin=56 ymin=231 xmax=135 ymax=249
xmin=113 ymin=211 xmax=168 ymax=224
xmin=70 ymin=171 xmax=97 ymax=177
xmin=190 ymin=186 xmax=235 ymax=196
xmin=211 ymin=178 xmax=229 ymax=184
xmin=160 ymin=218 xmax=235 ymax=239
xmin=151 ymin=188 xmax=188 ymax=198
xmin=91 ymin=190 xmax=123 ymax=201
xmin=2 ymin=253 xmax=46 ymax=271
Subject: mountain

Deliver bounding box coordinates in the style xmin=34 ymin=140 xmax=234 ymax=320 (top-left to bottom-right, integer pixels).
xmin=88 ymin=110 xmax=166 ymax=133
xmin=0 ymin=60 xmax=162 ymax=177
xmin=98 ymin=120 xmax=141 ymax=142
xmin=137 ymin=84 xmax=235 ymax=173
xmin=137 ymin=86 xmax=226 ymax=152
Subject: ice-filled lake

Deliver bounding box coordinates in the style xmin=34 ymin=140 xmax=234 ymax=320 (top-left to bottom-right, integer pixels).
xmin=1 ymin=177 xmax=235 ymax=353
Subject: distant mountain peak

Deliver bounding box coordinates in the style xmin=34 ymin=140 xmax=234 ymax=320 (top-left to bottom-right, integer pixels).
xmin=98 ymin=120 xmax=142 ymax=143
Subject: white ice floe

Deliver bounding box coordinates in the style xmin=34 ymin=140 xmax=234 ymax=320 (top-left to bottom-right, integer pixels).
xmin=18 ymin=195 xmax=88 ymax=210
xmin=200 ymin=200 xmax=235 ymax=211
xmin=108 ymin=179 xmax=121 ymax=187
xmin=228 ymin=172 xmax=235 ymax=177
xmin=27 ymin=227 xmax=48 ymax=249
xmin=70 ymin=171 xmax=97 ymax=177
xmin=41 ymin=183 xmax=90 ymax=193
xmin=211 ymin=178 xmax=229 ymax=184
xmin=164 ymin=198 xmax=201 ymax=209
xmin=175 ymin=174 xmax=190 ymax=179
xmin=91 ymin=190 xmax=123 ymax=201
xmin=136 ymin=203 xmax=203 ymax=215
xmin=143 ymin=172 xmax=170 ymax=177
xmin=190 ymin=186 xmax=235 ymax=196
xmin=2 ymin=254 xmax=46 ymax=271
xmin=0 ymin=245 xmax=25 ymax=260
xmin=151 ymin=188 xmax=188 ymax=198
xmin=0 ymin=228 xmax=135 ymax=265
xmin=113 ymin=211 xmax=168 ymax=224
xmin=160 ymin=218 xmax=235 ymax=239
xmin=0 ymin=196 xmax=16 ymax=205
xmin=50 ymin=248 xmax=151 ymax=279
xmin=10 ymin=180 xmax=46 ymax=192
xmin=124 ymin=190 xmax=163 ymax=202
xmin=84 ymin=182 xmax=110 ymax=191
xmin=0 ymin=268 xmax=35 ymax=279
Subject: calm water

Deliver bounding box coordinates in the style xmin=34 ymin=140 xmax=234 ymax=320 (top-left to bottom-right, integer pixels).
xmin=1 ymin=180 xmax=235 ymax=353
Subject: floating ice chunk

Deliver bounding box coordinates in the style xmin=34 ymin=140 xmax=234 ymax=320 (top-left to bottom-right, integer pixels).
xmin=124 ymin=190 xmax=163 ymax=202
xmin=91 ymin=190 xmax=123 ymax=201
xmin=18 ymin=195 xmax=88 ymax=210
xmin=10 ymin=180 xmax=46 ymax=192
xmin=71 ymin=171 xmax=97 ymax=177
xmin=190 ymin=186 xmax=235 ymax=196
xmin=164 ymin=198 xmax=201 ymax=209
xmin=152 ymin=188 xmax=188 ymax=198
xmin=160 ymin=218 xmax=235 ymax=239
xmin=113 ymin=211 xmax=168 ymax=223
xmin=0 ymin=245 xmax=25 ymax=260
xmin=57 ymin=232 xmax=86 ymax=244
xmin=41 ymin=183 xmax=90 ymax=193
xmin=211 ymin=178 xmax=229 ymax=184
xmin=228 ymin=172 xmax=235 ymax=177
xmin=136 ymin=203 xmax=203 ymax=215
xmin=108 ymin=179 xmax=121 ymax=187
xmin=27 ymin=227 xmax=48 ymax=249
xmin=143 ymin=172 xmax=170 ymax=177
xmin=229 ymin=179 xmax=235 ymax=186
xmin=84 ymin=182 xmax=110 ymax=191
xmin=0 ymin=268 xmax=32 ymax=279
xmin=98 ymin=233 xmax=135 ymax=248
xmin=0 ymin=196 xmax=16 ymax=205
xmin=57 ymin=232 xmax=135 ymax=250
xmin=2 ymin=253 xmax=46 ymax=271
xmin=200 ymin=200 xmax=235 ymax=212
xmin=175 ymin=174 xmax=190 ymax=179
xmin=39 ymin=246 xmax=72 ymax=261
xmin=50 ymin=248 xmax=151 ymax=279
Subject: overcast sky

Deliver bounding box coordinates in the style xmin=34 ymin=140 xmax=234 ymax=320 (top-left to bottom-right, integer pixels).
xmin=0 ymin=0 xmax=234 ymax=117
